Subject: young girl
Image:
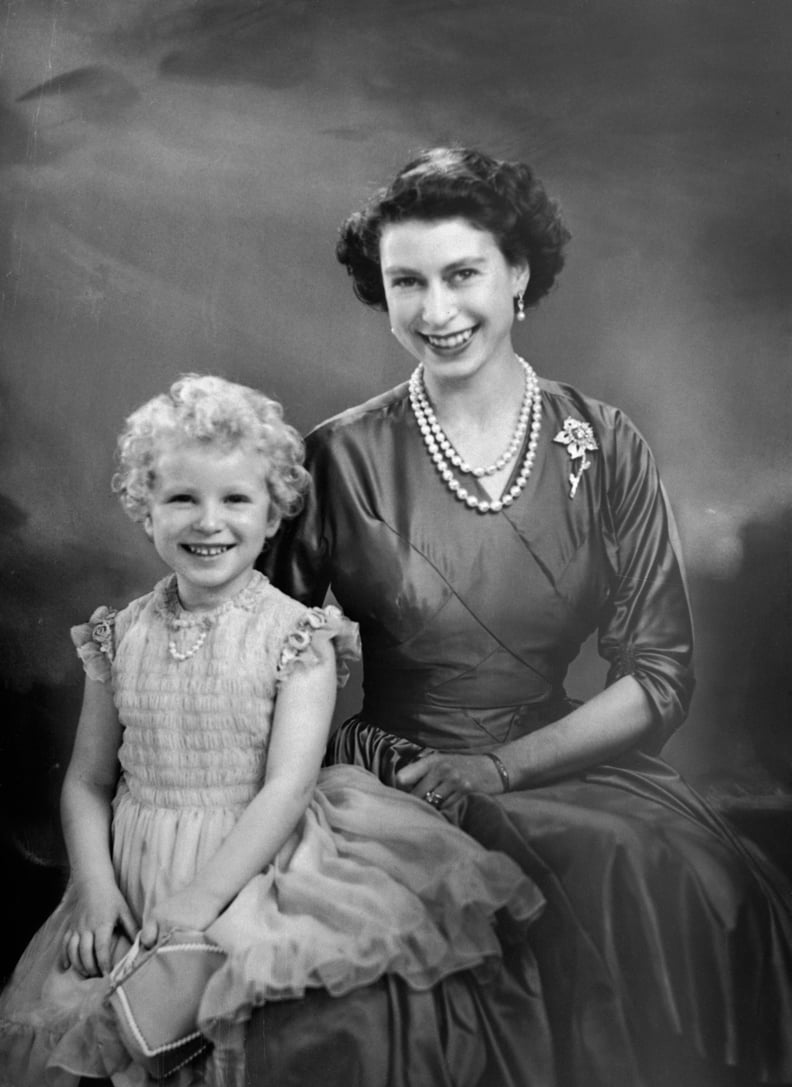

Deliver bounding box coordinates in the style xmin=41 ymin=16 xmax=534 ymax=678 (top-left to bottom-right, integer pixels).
xmin=0 ymin=375 xmax=544 ymax=1087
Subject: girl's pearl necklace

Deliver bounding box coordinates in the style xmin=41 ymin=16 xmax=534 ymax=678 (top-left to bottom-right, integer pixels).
xmin=164 ymin=580 xmax=253 ymax=662
xmin=167 ymin=614 xmax=214 ymax=662
xmin=408 ymin=357 xmax=542 ymax=515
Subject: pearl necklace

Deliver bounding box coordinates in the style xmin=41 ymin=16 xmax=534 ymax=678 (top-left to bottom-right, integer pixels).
xmin=167 ymin=613 xmax=215 ymax=662
xmin=408 ymin=357 xmax=542 ymax=514
xmin=162 ymin=575 xmax=259 ymax=662
xmin=411 ymin=358 xmax=533 ymax=478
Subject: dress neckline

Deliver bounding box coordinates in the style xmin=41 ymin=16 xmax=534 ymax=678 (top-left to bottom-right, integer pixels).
xmin=153 ymin=570 xmax=269 ymax=629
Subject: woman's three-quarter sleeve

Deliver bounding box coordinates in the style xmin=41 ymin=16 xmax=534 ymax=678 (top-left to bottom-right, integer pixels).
xmin=597 ymin=410 xmax=695 ymax=750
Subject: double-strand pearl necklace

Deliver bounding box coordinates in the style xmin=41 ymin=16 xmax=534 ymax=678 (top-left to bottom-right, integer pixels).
xmin=411 ymin=356 xmax=534 ymax=478
xmin=408 ymin=357 xmax=542 ymax=514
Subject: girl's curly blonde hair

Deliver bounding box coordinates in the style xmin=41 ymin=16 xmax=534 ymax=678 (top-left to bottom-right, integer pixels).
xmin=112 ymin=374 xmax=310 ymax=523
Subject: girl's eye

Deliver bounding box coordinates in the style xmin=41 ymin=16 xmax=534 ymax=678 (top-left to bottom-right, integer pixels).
xmin=167 ymin=493 xmax=194 ymax=503
xmin=226 ymin=494 xmax=252 ymax=504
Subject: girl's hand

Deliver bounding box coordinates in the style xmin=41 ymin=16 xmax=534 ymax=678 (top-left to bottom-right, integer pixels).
xmin=139 ymin=884 xmax=226 ymax=949
xmin=395 ymin=750 xmax=505 ymax=808
xmin=62 ymin=882 xmax=137 ymax=977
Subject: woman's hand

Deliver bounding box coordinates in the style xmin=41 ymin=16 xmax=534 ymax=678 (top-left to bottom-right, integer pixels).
xmin=62 ymin=881 xmax=137 ymax=977
xmin=139 ymin=884 xmax=227 ymax=949
xmin=395 ymin=750 xmax=505 ymax=808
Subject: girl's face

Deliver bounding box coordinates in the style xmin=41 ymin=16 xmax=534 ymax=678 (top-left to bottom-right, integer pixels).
xmin=379 ymin=217 xmax=528 ymax=386
xmin=144 ymin=440 xmax=277 ymax=610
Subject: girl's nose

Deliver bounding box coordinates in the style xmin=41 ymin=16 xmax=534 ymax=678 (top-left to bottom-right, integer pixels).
xmin=421 ymin=282 xmax=456 ymax=326
xmin=194 ymin=502 xmax=223 ymax=532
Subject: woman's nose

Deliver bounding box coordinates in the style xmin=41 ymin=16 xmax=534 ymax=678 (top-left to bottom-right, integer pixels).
xmin=421 ymin=283 xmax=456 ymax=325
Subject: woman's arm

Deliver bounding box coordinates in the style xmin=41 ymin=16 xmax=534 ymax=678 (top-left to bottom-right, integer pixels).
xmin=140 ymin=640 xmax=338 ymax=945
xmin=60 ymin=676 xmax=137 ymax=975
xmin=396 ymin=676 xmax=653 ymax=801
xmin=502 ymin=676 xmax=653 ymax=785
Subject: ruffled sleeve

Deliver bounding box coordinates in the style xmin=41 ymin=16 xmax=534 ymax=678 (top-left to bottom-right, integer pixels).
xmin=276 ymin=605 xmax=360 ymax=689
xmin=70 ymin=605 xmax=118 ymax=683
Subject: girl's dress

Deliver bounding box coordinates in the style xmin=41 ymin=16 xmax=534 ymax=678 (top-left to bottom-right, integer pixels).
xmin=262 ymin=378 xmax=792 ymax=1087
xmin=0 ymin=571 xmax=546 ymax=1087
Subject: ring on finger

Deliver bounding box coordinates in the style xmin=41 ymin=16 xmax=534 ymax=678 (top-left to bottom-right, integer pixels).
xmin=423 ymin=790 xmax=444 ymax=808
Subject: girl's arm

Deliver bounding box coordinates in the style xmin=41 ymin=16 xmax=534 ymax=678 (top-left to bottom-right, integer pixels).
xmin=60 ymin=676 xmax=137 ymax=976
xmin=140 ymin=637 xmax=338 ymax=945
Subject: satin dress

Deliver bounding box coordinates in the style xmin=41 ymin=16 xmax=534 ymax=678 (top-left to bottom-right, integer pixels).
xmin=257 ymin=378 xmax=792 ymax=1087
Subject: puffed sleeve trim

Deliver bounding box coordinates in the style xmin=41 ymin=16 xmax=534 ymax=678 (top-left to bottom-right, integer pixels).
xmin=276 ymin=605 xmax=361 ymax=689
xmin=69 ymin=605 xmax=117 ymax=683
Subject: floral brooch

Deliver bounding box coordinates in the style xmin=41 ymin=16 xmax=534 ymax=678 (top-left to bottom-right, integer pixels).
xmin=553 ymin=418 xmax=598 ymax=498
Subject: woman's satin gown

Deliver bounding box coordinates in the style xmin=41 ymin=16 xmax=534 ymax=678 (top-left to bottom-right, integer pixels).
xmin=254 ymin=378 xmax=792 ymax=1087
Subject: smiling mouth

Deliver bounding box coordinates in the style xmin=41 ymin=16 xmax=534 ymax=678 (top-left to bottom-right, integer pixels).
xmin=421 ymin=327 xmax=477 ymax=350
xmin=182 ymin=544 xmax=234 ymax=557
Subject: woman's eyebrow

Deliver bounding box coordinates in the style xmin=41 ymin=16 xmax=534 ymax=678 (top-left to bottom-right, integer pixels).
xmin=444 ymin=256 xmax=487 ymax=270
xmin=383 ymin=256 xmax=487 ymax=275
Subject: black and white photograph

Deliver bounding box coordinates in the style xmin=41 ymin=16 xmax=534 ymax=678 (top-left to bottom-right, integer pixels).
xmin=1 ymin=3 xmax=790 ymax=1085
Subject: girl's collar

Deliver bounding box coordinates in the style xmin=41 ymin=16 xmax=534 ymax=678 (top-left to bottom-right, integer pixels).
xmin=152 ymin=571 xmax=269 ymax=662
xmin=153 ymin=569 xmax=268 ymax=627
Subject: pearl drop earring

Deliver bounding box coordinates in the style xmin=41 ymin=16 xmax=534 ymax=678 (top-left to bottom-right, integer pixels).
xmin=515 ymin=292 xmax=526 ymax=322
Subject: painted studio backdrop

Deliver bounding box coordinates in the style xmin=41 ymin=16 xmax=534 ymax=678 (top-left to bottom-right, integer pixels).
xmin=1 ymin=0 xmax=790 ymax=971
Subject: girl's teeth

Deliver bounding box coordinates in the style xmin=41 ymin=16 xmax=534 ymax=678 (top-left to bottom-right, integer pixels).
xmin=427 ymin=329 xmax=474 ymax=348
xmin=187 ymin=545 xmax=230 ymax=556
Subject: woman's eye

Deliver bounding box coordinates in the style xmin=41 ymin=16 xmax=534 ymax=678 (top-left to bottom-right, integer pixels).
xmin=390 ymin=276 xmax=419 ymax=290
xmin=449 ymin=268 xmax=475 ymax=284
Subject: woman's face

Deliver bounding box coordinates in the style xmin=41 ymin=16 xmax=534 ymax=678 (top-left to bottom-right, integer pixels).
xmin=379 ymin=217 xmax=528 ymax=384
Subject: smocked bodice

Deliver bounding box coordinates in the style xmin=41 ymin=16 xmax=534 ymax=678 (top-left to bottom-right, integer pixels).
xmin=110 ymin=573 xmax=309 ymax=809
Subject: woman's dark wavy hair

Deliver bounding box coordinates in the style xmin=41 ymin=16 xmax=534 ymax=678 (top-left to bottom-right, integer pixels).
xmin=336 ymin=147 xmax=571 ymax=311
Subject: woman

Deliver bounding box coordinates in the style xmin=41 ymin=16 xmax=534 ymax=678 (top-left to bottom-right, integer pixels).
xmin=260 ymin=147 xmax=792 ymax=1087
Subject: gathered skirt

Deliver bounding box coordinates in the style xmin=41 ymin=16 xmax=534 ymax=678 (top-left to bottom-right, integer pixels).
xmin=0 ymin=764 xmax=544 ymax=1087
